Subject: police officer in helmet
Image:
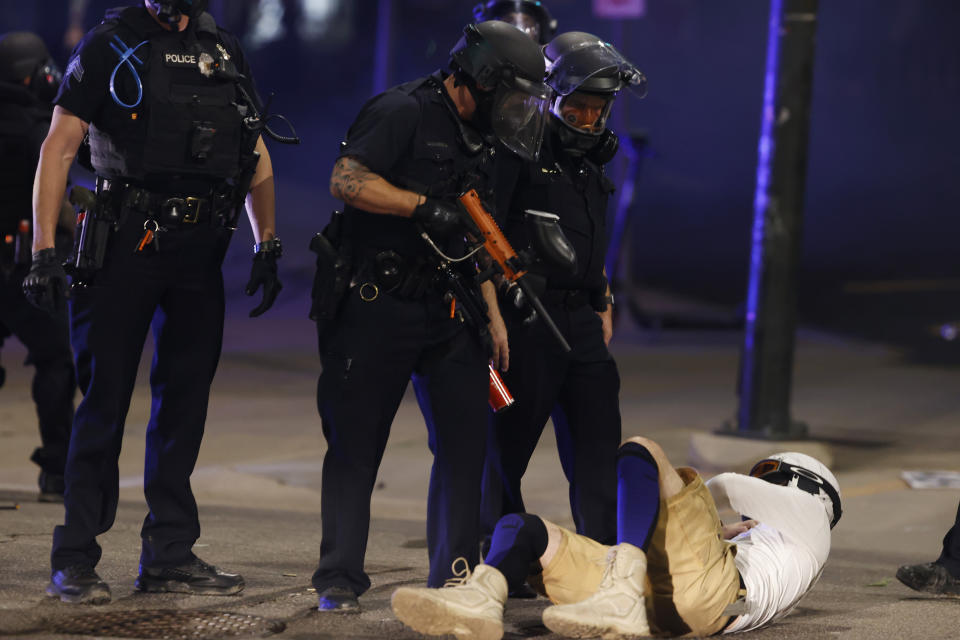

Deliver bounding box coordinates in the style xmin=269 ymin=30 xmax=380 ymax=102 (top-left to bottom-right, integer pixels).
xmin=0 ymin=31 xmax=75 ymax=503
xmin=312 ymin=20 xmax=549 ymax=612
xmin=473 ymin=0 xmax=558 ymax=45
xmin=26 ymin=0 xmax=288 ymax=604
xmin=484 ymin=31 xmax=647 ymax=546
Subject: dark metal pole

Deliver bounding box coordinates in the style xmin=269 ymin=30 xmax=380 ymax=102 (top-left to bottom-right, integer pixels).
xmin=726 ymin=0 xmax=819 ymax=439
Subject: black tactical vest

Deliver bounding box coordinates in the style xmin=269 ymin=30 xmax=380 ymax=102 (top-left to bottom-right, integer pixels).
xmin=344 ymin=72 xmax=496 ymax=257
xmin=504 ymin=133 xmax=615 ymax=291
xmin=88 ymin=8 xmax=243 ymax=186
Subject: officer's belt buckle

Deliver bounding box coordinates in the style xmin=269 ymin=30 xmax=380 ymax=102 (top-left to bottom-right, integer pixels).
xmin=183 ymin=197 xmax=203 ymax=224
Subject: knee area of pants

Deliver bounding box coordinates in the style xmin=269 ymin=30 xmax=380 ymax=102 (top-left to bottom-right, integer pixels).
xmin=498 ymin=512 xmax=542 ymax=531
xmin=617 ymin=440 xmax=660 ymax=469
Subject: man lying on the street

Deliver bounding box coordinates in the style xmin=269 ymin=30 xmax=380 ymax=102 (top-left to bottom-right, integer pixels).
xmin=391 ymin=436 xmax=841 ymax=639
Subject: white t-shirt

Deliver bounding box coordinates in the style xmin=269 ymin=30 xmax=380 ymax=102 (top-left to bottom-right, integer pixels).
xmin=705 ymin=473 xmax=832 ymax=634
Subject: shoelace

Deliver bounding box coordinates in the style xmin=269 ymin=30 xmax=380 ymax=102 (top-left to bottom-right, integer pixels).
xmin=443 ymin=557 xmax=472 ymax=588
xmin=595 ymin=547 xmax=619 ymax=589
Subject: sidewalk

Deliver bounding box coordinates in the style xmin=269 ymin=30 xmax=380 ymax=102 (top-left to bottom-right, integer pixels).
xmin=1 ymin=293 xmax=959 ymax=639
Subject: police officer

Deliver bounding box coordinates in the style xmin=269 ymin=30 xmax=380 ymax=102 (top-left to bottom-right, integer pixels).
xmin=313 ymin=21 xmax=550 ymax=611
xmin=485 ymin=32 xmax=647 ymax=545
xmin=473 ymin=0 xmax=558 ymax=45
xmin=25 ymin=0 xmax=286 ymax=604
xmin=0 ymin=31 xmax=75 ymax=503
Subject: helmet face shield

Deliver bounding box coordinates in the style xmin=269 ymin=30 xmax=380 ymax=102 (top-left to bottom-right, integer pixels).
xmin=497 ymin=11 xmax=542 ymax=41
xmin=546 ymin=40 xmax=647 ymax=98
xmin=490 ymin=75 xmax=550 ymax=161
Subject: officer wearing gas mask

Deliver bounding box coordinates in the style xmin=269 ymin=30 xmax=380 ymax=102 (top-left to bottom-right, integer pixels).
xmin=0 ymin=31 xmax=75 ymax=504
xmin=25 ymin=0 xmax=290 ymax=604
xmin=485 ymin=32 xmax=647 ymax=546
xmin=312 ymin=21 xmax=550 ymax=612
xmin=473 ymin=0 xmax=558 ymax=45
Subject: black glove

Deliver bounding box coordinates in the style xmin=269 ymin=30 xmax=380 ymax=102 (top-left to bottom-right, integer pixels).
xmin=412 ymin=197 xmax=473 ymax=239
xmin=245 ymin=238 xmax=283 ymax=317
xmin=500 ymin=282 xmax=538 ymax=326
xmin=22 ymin=248 xmax=68 ymax=315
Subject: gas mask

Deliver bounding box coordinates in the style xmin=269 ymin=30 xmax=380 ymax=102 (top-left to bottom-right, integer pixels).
xmin=148 ymin=0 xmax=209 ymax=26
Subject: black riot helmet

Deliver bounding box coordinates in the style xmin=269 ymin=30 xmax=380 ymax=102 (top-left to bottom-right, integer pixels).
xmin=0 ymin=31 xmax=62 ymax=102
xmin=473 ymin=0 xmax=557 ymax=45
xmin=450 ymin=21 xmax=552 ymax=161
xmin=146 ymin=0 xmax=210 ymax=26
xmin=543 ymin=31 xmax=646 ymax=157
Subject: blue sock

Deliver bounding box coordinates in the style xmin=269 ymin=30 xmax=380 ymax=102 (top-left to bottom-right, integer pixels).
xmin=617 ymin=442 xmax=660 ymax=551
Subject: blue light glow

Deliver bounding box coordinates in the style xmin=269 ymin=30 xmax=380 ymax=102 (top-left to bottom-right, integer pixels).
xmin=739 ymin=0 xmax=783 ymax=430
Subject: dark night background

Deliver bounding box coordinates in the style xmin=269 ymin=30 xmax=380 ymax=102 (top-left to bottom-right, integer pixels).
xmin=3 ymin=0 xmax=959 ymax=360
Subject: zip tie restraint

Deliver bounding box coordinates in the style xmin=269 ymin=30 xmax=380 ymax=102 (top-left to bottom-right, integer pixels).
xmin=108 ymin=35 xmax=148 ymax=108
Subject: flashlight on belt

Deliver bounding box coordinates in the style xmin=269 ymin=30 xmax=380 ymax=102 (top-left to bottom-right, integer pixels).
xmin=488 ymin=363 xmax=515 ymax=413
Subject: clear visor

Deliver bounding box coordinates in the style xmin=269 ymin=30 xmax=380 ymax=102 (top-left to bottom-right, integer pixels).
xmin=491 ymin=77 xmax=551 ymax=161
xmin=547 ymin=40 xmax=647 ymax=99
xmin=551 ymin=91 xmax=614 ymax=135
xmin=496 ymin=11 xmax=542 ymax=42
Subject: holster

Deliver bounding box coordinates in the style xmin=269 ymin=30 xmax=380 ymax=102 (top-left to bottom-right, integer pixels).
xmin=68 ymin=185 xmax=116 ymax=287
xmin=309 ymin=211 xmax=352 ymax=328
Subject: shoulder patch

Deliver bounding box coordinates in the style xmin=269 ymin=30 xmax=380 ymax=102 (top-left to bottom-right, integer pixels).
xmin=66 ymin=57 xmax=85 ymax=83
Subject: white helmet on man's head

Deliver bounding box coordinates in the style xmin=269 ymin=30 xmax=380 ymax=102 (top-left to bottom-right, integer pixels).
xmin=749 ymin=452 xmax=842 ymax=529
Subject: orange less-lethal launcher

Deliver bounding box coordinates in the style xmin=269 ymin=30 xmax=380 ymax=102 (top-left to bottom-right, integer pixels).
xmin=458 ymin=189 xmax=571 ymax=353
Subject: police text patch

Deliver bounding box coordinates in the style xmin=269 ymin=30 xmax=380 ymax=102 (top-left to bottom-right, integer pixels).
xmin=163 ymin=52 xmax=200 ymax=68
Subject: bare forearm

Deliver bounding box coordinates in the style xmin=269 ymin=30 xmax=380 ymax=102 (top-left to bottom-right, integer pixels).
xmin=245 ymin=136 xmax=276 ymax=243
xmin=330 ymin=156 xmax=422 ymax=216
xmin=481 ymin=279 xmax=502 ymax=323
xmin=32 ymin=142 xmax=76 ymax=251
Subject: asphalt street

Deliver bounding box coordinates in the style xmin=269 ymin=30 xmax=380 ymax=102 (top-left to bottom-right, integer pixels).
xmin=1 ymin=286 xmax=958 ymax=639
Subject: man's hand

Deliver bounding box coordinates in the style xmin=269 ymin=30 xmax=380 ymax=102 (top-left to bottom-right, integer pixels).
xmin=598 ymin=306 xmax=613 ymax=345
xmin=721 ymin=519 xmax=758 ymax=540
xmin=482 ymin=279 xmax=509 ymax=371
xmin=412 ymin=198 xmax=475 ymax=239
xmin=489 ymin=311 xmax=509 ymax=372
xmin=245 ymin=238 xmax=282 ymax=317
xmin=22 ymin=249 xmax=68 ymax=314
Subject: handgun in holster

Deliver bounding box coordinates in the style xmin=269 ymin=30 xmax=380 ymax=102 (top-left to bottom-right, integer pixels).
xmin=68 ymin=185 xmax=113 ymax=287
xmin=309 ymin=210 xmax=352 ymax=328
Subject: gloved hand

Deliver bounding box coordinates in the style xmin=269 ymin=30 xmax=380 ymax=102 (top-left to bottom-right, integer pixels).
xmin=245 ymin=238 xmax=283 ymax=317
xmin=22 ymin=248 xmax=68 ymax=314
xmin=412 ymin=197 xmax=474 ymax=239
xmin=500 ymin=282 xmax=538 ymax=326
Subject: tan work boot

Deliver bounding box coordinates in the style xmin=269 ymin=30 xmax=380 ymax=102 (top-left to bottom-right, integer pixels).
xmin=542 ymin=543 xmax=650 ymax=639
xmin=391 ymin=561 xmax=508 ymax=640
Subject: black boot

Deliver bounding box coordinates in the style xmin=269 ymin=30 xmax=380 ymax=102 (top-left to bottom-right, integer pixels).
xmin=317 ymin=586 xmax=360 ymax=612
xmin=136 ymin=556 xmax=244 ymax=595
xmin=38 ymin=471 xmax=65 ymax=503
xmin=896 ymin=562 xmax=960 ymax=596
xmin=47 ymin=565 xmax=111 ymax=604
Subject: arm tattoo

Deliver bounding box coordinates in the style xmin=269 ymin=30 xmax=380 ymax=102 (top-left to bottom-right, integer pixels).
xmin=331 ymin=156 xmax=378 ymax=203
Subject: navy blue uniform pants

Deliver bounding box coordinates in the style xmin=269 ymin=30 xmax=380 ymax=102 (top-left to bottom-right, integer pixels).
xmin=0 ymin=266 xmax=75 ymax=475
xmin=482 ymin=302 xmax=621 ymax=545
xmin=313 ymin=288 xmax=488 ymax=594
xmin=51 ymin=211 xmax=230 ymax=571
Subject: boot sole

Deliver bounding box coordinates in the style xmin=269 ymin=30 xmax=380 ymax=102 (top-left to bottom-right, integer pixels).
xmin=542 ymin=609 xmax=650 ymax=640
xmin=135 ymin=577 xmax=244 ymax=596
xmin=46 ymin=583 xmax=111 ymax=605
xmin=391 ymin=588 xmax=503 ymax=640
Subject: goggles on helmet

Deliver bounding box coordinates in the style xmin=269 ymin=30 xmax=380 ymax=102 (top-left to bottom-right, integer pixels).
xmin=749 ymin=458 xmax=843 ymax=528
